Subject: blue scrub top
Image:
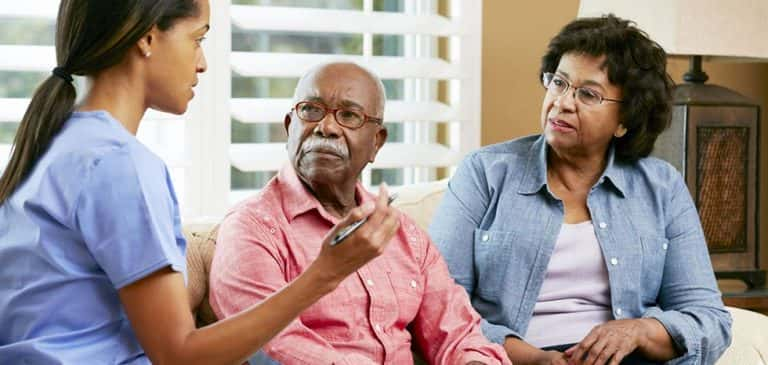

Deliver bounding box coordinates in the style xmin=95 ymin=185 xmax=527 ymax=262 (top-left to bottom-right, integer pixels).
xmin=0 ymin=111 xmax=186 ymax=364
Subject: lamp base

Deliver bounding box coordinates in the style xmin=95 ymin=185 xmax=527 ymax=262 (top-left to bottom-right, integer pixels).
xmin=652 ymin=81 xmax=761 ymax=284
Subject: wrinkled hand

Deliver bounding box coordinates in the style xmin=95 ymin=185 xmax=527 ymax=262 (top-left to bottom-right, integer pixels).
xmin=315 ymin=183 xmax=400 ymax=284
xmin=565 ymin=319 xmax=648 ymax=365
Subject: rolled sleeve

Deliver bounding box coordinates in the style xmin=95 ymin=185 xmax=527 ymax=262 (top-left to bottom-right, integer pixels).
xmin=647 ymin=174 xmax=733 ymax=364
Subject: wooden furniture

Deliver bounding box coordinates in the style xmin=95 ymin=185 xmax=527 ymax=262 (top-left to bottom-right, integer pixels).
xmin=723 ymin=288 xmax=768 ymax=315
xmin=652 ymin=57 xmax=764 ymax=288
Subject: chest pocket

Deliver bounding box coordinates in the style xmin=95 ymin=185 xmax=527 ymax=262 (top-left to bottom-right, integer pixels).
xmin=473 ymin=229 xmax=537 ymax=301
xmin=640 ymin=235 xmax=669 ymax=302
xmin=387 ymin=271 xmax=424 ymax=326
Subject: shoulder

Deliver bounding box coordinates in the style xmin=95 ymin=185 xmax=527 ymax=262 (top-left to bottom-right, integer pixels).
xmin=220 ymin=179 xmax=284 ymax=236
xmin=452 ymin=134 xmax=540 ymax=190
xmin=466 ymin=134 xmax=539 ymax=164
xmin=620 ymin=156 xmax=685 ymax=196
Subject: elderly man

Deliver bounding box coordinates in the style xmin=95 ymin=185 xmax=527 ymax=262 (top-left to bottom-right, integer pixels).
xmin=209 ymin=62 xmax=509 ymax=365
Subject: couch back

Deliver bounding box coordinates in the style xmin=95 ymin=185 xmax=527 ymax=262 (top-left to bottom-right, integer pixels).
xmin=183 ymin=181 xmax=768 ymax=365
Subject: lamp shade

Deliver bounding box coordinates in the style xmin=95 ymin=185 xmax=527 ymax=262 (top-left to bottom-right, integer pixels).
xmin=577 ymin=0 xmax=768 ymax=61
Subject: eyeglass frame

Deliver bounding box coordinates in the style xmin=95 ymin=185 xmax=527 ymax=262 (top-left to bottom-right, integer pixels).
xmin=291 ymin=100 xmax=384 ymax=130
xmin=541 ymin=72 xmax=623 ymax=105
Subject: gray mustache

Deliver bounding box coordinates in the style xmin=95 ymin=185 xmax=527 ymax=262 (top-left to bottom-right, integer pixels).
xmin=301 ymin=137 xmax=349 ymax=158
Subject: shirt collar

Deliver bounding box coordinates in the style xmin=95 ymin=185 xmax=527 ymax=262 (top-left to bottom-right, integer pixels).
xmin=277 ymin=164 xmax=374 ymax=224
xmin=517 ymin=135 xmax=627 ymax=197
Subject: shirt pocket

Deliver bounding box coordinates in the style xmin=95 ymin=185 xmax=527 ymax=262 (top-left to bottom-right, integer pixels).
xmin=473 ymin=228 xmax=534 ymax=301
xmin=387 ymin=271 xmax=424 ymax=326
xmin=639 ymin=235 xmax=669 ymax=302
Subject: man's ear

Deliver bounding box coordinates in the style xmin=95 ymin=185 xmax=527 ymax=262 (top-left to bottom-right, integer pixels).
xmin=369 ymin=127 xmax=388 ymax=163
xmin=283 ymin=113 xmax=292 ymax=135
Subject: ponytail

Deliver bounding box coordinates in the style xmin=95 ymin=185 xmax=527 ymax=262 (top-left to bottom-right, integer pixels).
xmin=0 ymin=72 xmax=76 ymax=203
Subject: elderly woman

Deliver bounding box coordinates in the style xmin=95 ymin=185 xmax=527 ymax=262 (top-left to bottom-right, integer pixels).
xmin=430 ymin=15 xmax=731 ymax=365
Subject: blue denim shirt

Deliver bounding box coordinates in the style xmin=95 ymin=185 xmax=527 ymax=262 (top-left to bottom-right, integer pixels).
xmin=429 ymin=135 xmax=732 ymax=365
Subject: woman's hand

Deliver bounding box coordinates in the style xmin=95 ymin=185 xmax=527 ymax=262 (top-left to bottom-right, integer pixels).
xmin=503 ymin=337 xmax=569 ymax=365
xmin=533 ymin=350 xmax=570 ymax=365
xmin=564 ymin=318 xmax=653 ymax=365
xmin=312 ymin=183 xmax=401 ymax=287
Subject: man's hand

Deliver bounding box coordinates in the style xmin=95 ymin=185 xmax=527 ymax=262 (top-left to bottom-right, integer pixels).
xmin=312 ymin=183 xmax=400 ymax=287
xmin=565 ymin=319 xmax=649 ymax=365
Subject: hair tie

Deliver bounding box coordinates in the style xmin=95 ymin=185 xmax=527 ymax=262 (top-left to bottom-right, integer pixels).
xmin=52 ymin=67 xmax=73 ymax=83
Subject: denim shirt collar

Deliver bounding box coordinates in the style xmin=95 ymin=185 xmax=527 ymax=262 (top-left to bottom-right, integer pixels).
xmin=517 ymin=135 xmax=627 ymax=198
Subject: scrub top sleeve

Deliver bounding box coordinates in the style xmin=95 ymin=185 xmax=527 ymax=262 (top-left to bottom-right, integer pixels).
xmin=73 ymin=148 xmax=186 ymax=289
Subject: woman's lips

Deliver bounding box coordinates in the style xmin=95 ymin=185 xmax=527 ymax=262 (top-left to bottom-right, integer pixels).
xmin=548 ymin=118 xmax=575 ymax=131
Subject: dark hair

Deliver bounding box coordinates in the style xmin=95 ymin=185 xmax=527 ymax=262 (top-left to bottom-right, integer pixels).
xmin=0 ymin=0 xmax=199 ymax=203
xmin=540 ymin=14 xmax=674 ymax=161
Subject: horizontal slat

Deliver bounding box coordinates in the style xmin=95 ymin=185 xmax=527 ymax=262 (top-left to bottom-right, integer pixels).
xmin=231 ymin=5 xmax=460 ymax=36
xmin=231 ymin=98 xmax=459 ymax=123
xmin=0 ymin=98 xmax=180 ymax=122
xmin=0 ymin=144 xmax=10 ymax=168
xmin=0 ymin=98 xmax=28 ymax=122
xmin=0 ymin=45 xmax=55 ymax=72
xmin=0 ymin=2 xmax=58 ymax=18
xmin=231 ymin=52 xmax=460 ymax=79
xmin=230 ymin=142 xmax=459 ymax=172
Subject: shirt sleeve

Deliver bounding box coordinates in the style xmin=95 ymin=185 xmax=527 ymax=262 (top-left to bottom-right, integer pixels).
xmin=642 ymin=172 xmax=732 ymax=365
xmin=72 ymin=147 xmax=186 ymax=289
xmin=429 ymin=153 xmax=522 ymax=344
xmin=410 ymin=228 xmax=511 ymax=365
xmin=208 ymin=210 xmax=352 ymax=365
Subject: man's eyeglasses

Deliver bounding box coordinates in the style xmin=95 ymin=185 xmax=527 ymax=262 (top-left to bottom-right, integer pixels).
xmin=293 ymin=101 xmax=383 ymax=129
xmin=542 ymin=72 xmax=623 ymax=106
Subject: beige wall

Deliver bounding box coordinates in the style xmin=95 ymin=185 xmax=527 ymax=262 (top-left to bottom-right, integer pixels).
xmin=482 ymin=0 xmax=768 ymax=269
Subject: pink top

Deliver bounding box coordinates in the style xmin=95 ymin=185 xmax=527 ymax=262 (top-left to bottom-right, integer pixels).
xmin=525 ymin=221 xmax=613 ymax=348
xmin=209 ymin=165 xmax=510 ymax=365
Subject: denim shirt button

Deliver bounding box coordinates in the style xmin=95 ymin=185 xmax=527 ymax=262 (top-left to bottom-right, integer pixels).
xmin=481 ymin=233 xmax=490 ymax=242
xmin=610 ymin=257 xmax=618 ymax=266
xmin=663 ymin=243 xmax=669 ymax=250
xmin=615 ymin=308 xmax=623 ymax=317
xmin=599 ymin=222 xmax=608 ymax=229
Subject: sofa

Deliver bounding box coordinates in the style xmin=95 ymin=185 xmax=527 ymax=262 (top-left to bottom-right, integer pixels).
xmin=185 ymin=180 xmax=768 ymax=364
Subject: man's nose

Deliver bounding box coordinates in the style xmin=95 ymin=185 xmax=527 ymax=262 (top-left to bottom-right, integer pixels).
xmin=313 ymin=112 xmax=343 ymax=138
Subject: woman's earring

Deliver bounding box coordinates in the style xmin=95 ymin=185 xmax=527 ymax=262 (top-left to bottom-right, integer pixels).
xmin=615 ymin=125 xmax=627 ymax=138
xmin=144 ymin=51 xmax=152 ymax=58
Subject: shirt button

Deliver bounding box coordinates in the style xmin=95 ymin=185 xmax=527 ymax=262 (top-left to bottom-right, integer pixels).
xmin=410 ymin=280 xmax=417 ymax=288
xmin=599 ymin=222 xmax=608 ymax=229
xmin=269 ymin=227 xmax=276 ymax=234
xmin=615 ymin=308 xmax=623 ymax=317
xmin=481 ymin=233 xmax=490 ymax=242
xmin=366 ymin=279 xmax=374 ymax=286
xmin=662 ymin=243 xmax=669 ymax=250
xmin=610 ymin=257 xmax=618 ymax=266
xmin=374 ymin=324 xmax=382 ymax=331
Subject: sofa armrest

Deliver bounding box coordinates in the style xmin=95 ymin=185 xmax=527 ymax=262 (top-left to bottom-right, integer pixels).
xmin=715 ymin=306 xmax=768 ymax=365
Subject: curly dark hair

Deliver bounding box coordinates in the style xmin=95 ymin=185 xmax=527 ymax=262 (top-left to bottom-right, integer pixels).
xmin=540 ymin=14 xmax=675 ymax=161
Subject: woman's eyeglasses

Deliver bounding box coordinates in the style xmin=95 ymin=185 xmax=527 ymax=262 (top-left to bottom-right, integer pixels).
xmin=542 ymin=72 xmax=623 ymax=106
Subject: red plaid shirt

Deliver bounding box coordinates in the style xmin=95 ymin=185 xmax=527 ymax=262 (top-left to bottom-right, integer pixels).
xmin=209 ymin=165 xmax=510 ymax=365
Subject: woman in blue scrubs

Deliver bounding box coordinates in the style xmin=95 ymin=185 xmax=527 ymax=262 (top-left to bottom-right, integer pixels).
xmin=0 ymin=1 xmax=400 ymax=364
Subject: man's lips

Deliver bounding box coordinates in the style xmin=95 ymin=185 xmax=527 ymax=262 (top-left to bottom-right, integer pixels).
xmin=304 ymin=148 xmax=344 ymax=158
